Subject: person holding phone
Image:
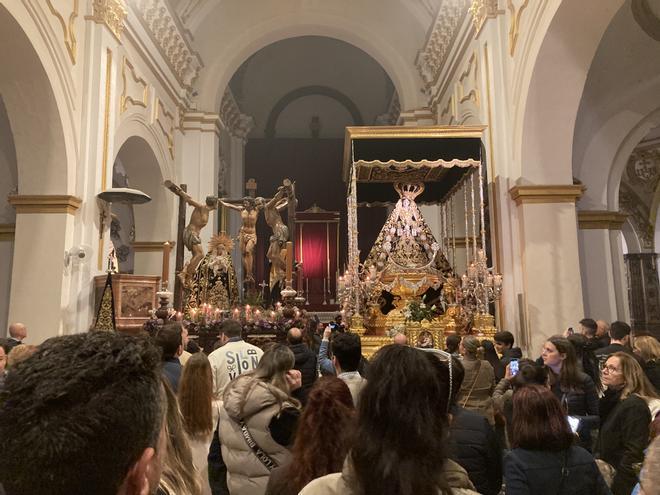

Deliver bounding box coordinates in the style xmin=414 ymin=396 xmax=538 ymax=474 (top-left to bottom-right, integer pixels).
xmin=504 ymin=385 xmax=611 ymax=494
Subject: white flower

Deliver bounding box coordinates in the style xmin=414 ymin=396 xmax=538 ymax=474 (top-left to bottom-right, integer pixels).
xmin=420 ymin=302 xmax=426 ymax=308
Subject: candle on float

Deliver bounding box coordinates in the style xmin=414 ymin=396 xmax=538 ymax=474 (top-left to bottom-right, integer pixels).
xmin=191 ymin=308 xmax=198 ymax=322
xmin=161 ymin=242 xmax=171 ymax=288
xmin=270 ymin=310 xmax=276 ymax=322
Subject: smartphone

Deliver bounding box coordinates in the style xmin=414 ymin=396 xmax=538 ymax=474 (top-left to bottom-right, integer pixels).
xmin=509 ymin=358 xmax=519 ymax=376
xmin=567 ymin=416 xmax=581 ymax=434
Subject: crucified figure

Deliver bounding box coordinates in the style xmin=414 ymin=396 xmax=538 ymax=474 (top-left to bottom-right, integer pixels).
xmin=264 ymin=181 xmax=295 ymax=290
xmin=218 ymin=196 xmax=265 ymax=285
xmin=164 ymin=180 xmax=219 ymax=283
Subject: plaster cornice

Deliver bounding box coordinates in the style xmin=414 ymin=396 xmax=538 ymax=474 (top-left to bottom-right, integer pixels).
xmin=8 ymin=195 xmax=82 ymax=215
xmin=577 ymin=210 xmax=628 ymax=230
xmin=509 ymin=185 xmax=585 ymax=205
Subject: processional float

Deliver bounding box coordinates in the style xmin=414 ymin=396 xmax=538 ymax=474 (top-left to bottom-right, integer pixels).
xmin=340 ymin=126 xmax=502 ymax=356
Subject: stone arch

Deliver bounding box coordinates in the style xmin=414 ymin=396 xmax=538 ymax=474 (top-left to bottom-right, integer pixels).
xmin=196 ymin=15 xmax=420 ymax=114
xmin=515 ymin=0 xmax=624 ymax=183
xmin=112 ymin=130 xmax=173 ymax=277
xmin=0 ymin=3 xmax=75 ymax=195
xmin=264 ymin=85 xmax=364 ymax=138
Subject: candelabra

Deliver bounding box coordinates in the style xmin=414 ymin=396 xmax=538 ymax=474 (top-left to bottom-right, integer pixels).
xmin=458 ymin=249 xmax=502 ymax=336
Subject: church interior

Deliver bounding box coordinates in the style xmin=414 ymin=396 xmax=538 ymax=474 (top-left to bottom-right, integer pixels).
xmin=1 ymin=0 xmax=660 ymax=355
xmin=4 ymin=2 xmax=660 ymax=495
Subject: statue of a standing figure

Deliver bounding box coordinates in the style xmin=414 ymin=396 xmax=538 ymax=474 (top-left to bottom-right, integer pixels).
xmin=219 ymin=196 xmax=265 ymax=285
xmin=264 ymin=181 xmax=294 ymax=291
xmin=164 ymin=180 xmax=219 ymax=284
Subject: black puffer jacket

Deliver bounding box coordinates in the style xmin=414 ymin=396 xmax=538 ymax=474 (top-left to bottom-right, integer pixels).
xmin=449 ymin=405 xmax=502 ymax=495
xmin=289 ymin=343 xmax=317 ymax=404
xmin=596 ymin=390 xmax=651 ymax=495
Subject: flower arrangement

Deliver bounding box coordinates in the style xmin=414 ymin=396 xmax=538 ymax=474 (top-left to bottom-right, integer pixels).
xmin=402 ymin=300 xmax=439 ymax=323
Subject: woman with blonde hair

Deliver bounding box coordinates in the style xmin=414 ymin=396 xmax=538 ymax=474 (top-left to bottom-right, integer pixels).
xmin=596 ymin=352 xmax=659 ymax=495
xmin=219 ymin=344 xmax=302 ymax=495
xmin=457 ymin=335 xmax=496 ymax=424
xmin=178 ymin=352 xmax=221 ymax=495
xmin=158 ymin=381 xmax=202 ymax=495
xmin=633 ymin=335 xmax=660 ymax=391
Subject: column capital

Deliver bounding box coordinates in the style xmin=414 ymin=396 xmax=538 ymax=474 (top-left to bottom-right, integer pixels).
xmin=509 ymin=184 xmax=585 ymax=206
xmin=8 ymin=195 xmax=82 ymax=215
xmin=577 ymin=210 xmax=627 ymax=230
xmin=181 ymin=112 xmax=222 ymax=136
xmin=0 ymin=223 xmax=15 ymax=240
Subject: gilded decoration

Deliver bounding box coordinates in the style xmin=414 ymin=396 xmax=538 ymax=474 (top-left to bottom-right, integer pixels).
xmin=46 ymin=0 xmax=79 ymax=64
xmin=120 ymin=57 xmax=149 ymax=113
xmin=619 ymin=147 xmax=660 ymax=250
xmin=154 ymin=97 xmax=175 ymax=159
xmin=183 ymin=234 xmax=239 ymax=317
xmin=416 ymin=0 xmax=472 ymax=89
xmin=457 ymin=51 xmax=480 ymax=108
xmin=507 ymin=0 xmax=530 ymax=56
xmin=134 ymin=0 xmax=203 ymax=96
xmin=469 ymin=0 xmax=501 ymax=35
xmin=86 ymin=0 xmax=127 ymax=41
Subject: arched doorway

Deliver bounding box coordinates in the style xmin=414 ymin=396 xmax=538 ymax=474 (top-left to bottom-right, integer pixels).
xmin=0 ymin=96 xmax=17 ymax=331
xmin=0 ymin=4 xmax=76 ymax=343
xmin=112 ymin=136 xmax=172 ymax=283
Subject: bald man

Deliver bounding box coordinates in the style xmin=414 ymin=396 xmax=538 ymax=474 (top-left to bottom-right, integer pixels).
xmin=7 ymin=323 xmax=27 ymax=352
xmin=393 ymin=332 xmax=408 ymax=346
xmin=286 ymin=327 xmax=317 ymax=404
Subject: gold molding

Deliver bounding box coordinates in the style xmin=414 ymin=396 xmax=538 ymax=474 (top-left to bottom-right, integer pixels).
xmin=131 ymin=241 xmax=176 ymax=252
xmin=102 ymin=48 xmax=112 ymax=191
xmin=85 ymin=0 xmax=127 ymax=42
xmin=457 ymin=51 xmax=480 ymax=108
xmin=154 ymin=97 xmax=175 ymax=159
xmin=8 ymin=195 xmax=82 ymax=214
xmin=508 ymin=0 xmax=530 ymax=56
xmin=453 ymin=236 xmax=484 ymax=248
xmin=120 ymin=57 xmax=149 ymax=113
xmin=0 ymin=224 xmax=15 ymax=241
xmin=577 ymin=211 xmax=628 ymax=230
xmin=440 ymin=95 xmax=456 ymax=124
xmin=509 ymin=185 xmax=585 ymax=205
xmin=46 ymin=0 xmax=79 ymax=64
xmin=470 ymin=0 xmax=503 ymax=35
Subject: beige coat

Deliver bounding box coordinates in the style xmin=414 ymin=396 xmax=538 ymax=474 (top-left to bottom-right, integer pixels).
xmin=299 ymin=458 xmax=479 ymax=495
xmin=219 ymin=376 xmax=295 ymax=495
xmin=456 ymin=357 xmax=496 ymax=424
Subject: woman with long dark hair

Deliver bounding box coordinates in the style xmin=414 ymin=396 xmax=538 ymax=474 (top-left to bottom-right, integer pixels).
xmin=300 ymin=344 xmax=479 ymax=495
xmin=265 ymin=377 xmax=355 ymax=495
xmin=596 ymin=352 xmax=658 ymax=495
xmin=504 ymin=384 xmax=610 ymax=494
xmin=219 ymin=344 xmax=302 ymax=495
xmin=178 ymin=352 xmax=221 ymax=495
xmin=541 ymin=336 xmax=599 ymax=446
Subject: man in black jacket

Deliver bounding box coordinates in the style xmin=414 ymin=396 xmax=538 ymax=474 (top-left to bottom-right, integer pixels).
xmin=494 ymin=331 xmax=522 ymax=367
xmin=595 ymin=321 xmax=638 ymax=368
xmin=287 ymin=327 xmax=317 ymax=404
xmin=448 ymin=357 xmax=503 ymax=495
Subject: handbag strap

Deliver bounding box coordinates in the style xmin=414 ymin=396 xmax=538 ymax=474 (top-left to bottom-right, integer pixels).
xmin=462 ymin=360 xmax=482 ymax=408
xmin=239 ymin=420 xmax=279 ymax=471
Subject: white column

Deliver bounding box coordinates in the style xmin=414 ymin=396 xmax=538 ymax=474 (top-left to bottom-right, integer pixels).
xmin=577 ymin=211 xmax=630 ymax=322
xmin=510 ymin=185 xmax=586 ymax=355
xmin=178 ymin=112 xmax=222 ymax=255
xmin=7 ymin=196 xmax=80 ymax=344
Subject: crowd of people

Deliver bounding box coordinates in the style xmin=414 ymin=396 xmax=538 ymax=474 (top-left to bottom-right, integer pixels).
xmin=0 ymin=315 xmax=659 ymax=495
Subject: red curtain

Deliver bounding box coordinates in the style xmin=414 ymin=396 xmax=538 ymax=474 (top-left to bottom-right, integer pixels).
xmin=301 ymin=223 xmax=327 ymax=278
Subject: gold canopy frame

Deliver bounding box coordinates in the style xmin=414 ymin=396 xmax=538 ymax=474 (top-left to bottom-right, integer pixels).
xmin=342 ymin=125 xmax=490 ymax=355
